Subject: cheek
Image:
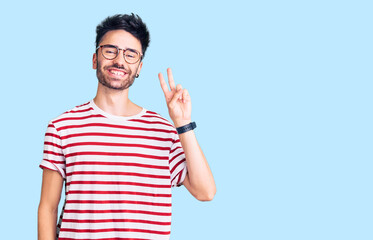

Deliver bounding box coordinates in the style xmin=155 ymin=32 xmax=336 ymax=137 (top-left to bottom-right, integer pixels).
xmin=133 ymin=63 xmax=142 ymax=73
xmin=97 ymin=61 xmax=106 ymax=71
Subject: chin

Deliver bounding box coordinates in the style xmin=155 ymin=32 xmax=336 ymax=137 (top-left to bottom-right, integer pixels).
xmin=100 ymin=79 xmax=135 ymax=90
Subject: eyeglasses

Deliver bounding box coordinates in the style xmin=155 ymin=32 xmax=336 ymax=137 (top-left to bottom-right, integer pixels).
xmin=96 ymin=44 xmax=143 ymax=64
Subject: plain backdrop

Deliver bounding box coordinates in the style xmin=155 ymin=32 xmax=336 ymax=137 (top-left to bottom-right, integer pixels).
xmin=0 ymin=0 xmax=372 ymax=239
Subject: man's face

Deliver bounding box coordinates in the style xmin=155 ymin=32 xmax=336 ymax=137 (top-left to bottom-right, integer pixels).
xmin=93 ymin=30 xmax=143 ymax=90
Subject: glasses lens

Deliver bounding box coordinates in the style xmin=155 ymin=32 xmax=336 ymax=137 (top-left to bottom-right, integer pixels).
xmin=101 ymin=46 xmax=118 ymax=59
xmin=124 ymin=49 xmax=140 ymax=63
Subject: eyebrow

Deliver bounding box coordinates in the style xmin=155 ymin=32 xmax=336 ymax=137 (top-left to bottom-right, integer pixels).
xmin=103 ymin=44 xmax=140 ymax=54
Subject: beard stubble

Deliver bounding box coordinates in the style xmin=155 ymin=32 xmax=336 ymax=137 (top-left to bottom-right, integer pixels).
xmin=96 ymin=62 xmax=137 ymax=90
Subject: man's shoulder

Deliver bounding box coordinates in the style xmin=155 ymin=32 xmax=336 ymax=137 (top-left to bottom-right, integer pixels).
xmin=49 ymin=101 xmax=93 ymax=126
xmin=140 ymin=109 xmax=176 ymax=130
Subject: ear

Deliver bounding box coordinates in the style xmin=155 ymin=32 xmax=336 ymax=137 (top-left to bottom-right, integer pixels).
xmin=136 ymin=61 xmax=143 ymax=76
xmin=92 ymin=53 xmax=97 ymax=69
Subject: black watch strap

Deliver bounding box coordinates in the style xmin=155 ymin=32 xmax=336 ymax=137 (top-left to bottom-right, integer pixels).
xmin=176 ymin=122 xmax=196 ymax=134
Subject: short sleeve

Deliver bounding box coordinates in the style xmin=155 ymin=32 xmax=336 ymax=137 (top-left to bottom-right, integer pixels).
xmin=39 ymin=122 xmax=66 ymax=178
xmin=169 ymin=133 xmax=187 ymax=187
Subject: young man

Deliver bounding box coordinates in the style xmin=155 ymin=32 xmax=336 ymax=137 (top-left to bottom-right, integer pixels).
xmin=38 ymin=14 xmax=216 ymax=240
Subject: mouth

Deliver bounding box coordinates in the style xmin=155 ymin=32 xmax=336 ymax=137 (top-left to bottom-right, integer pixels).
xmin=107 ymin=68 xmax=127 ymax=77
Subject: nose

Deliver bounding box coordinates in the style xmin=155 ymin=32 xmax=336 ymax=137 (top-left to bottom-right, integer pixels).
xmin=112 ymin=49 xmax=126 ymax=66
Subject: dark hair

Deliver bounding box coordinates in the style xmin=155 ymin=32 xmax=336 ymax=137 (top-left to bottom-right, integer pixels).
xmin=95 ymin=13 xmax=150 ymax=58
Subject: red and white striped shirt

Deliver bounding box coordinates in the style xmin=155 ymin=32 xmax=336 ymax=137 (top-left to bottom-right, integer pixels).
xmin=40 ymin=100 xmax=187 ymax=240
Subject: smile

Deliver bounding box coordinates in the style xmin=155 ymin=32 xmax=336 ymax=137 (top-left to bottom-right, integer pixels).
xmin=108 ymin=69 xmax=126 ymax=76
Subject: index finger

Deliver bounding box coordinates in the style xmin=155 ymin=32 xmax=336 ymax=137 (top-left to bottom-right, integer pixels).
xmin=158 ymin=72 xmax=169 ymax=95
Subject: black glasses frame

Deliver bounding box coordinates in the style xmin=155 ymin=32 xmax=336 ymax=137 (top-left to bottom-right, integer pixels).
xmin=96 ymin=44 xmax=143 ymax=64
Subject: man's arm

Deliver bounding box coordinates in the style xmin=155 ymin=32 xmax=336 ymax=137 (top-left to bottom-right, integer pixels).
xmin=38 ymin=169 xmax=64 ymax=240
xmin=177 ymin=130 xmax=216 ymax=201
xmin=159 ymin=68 xmax=216 ymax=201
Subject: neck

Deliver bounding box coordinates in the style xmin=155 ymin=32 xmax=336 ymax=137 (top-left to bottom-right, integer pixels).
xmin=93 ymin=84 xmax=142 ymax=117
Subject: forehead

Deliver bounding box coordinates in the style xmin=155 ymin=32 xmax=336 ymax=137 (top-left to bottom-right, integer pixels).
xmin=100 ymin=30 xmax=142 ymax=52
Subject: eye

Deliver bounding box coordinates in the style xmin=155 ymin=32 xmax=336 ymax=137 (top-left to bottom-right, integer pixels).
xmin=125 ymin=53 xmax=136 ymax=58
xmin=125 ymin=49 xmax=139 ymax=58
xmin=105 ymin=49 xmax=117 ymax=54
xmin=102 ymin=46 xmax=118 ymax=54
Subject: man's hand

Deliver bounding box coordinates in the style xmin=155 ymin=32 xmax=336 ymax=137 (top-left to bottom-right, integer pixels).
xmin=158 ymin=68 xmax=192 ymax=127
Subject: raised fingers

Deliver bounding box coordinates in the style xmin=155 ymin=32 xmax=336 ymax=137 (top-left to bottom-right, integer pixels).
xmin=158 ymin=72 xmax=169 ymax=96
xmin=167 ymin=68 xmax=176 ymax=91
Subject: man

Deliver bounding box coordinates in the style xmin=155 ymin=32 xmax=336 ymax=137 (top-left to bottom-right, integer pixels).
xmin=38 ymin=13 xmax=216 ymax=240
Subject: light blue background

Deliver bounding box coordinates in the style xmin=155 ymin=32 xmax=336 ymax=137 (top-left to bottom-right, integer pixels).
xmin=0 ymin=1 xmax=372 ymax=239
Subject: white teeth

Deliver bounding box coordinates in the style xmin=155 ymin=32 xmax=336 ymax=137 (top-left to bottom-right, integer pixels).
xmin=110 ymin=70 xmax=125 ymax=76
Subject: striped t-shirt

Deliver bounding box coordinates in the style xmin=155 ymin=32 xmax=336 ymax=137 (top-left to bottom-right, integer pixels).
xmin=40 ymin=100 xmax=187 ymax=240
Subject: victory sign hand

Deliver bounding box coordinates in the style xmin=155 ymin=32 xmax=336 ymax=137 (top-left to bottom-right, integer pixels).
xmin=158 ymin=68 xmax=192 ymax=127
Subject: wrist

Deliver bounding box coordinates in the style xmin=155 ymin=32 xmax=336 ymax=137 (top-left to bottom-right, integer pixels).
xmin=173 ymin=119 xmax=192 ymax=128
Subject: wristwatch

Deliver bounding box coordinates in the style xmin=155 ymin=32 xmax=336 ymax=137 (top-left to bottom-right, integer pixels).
xmin=176 ymin=122 xmax=197 ymax=134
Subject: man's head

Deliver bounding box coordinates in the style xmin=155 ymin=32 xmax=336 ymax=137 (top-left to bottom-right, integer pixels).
xmin=93 ymin=14 xmax=150 ymax=91
xmin=96 ymin=14 xmax=150 ymax=59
